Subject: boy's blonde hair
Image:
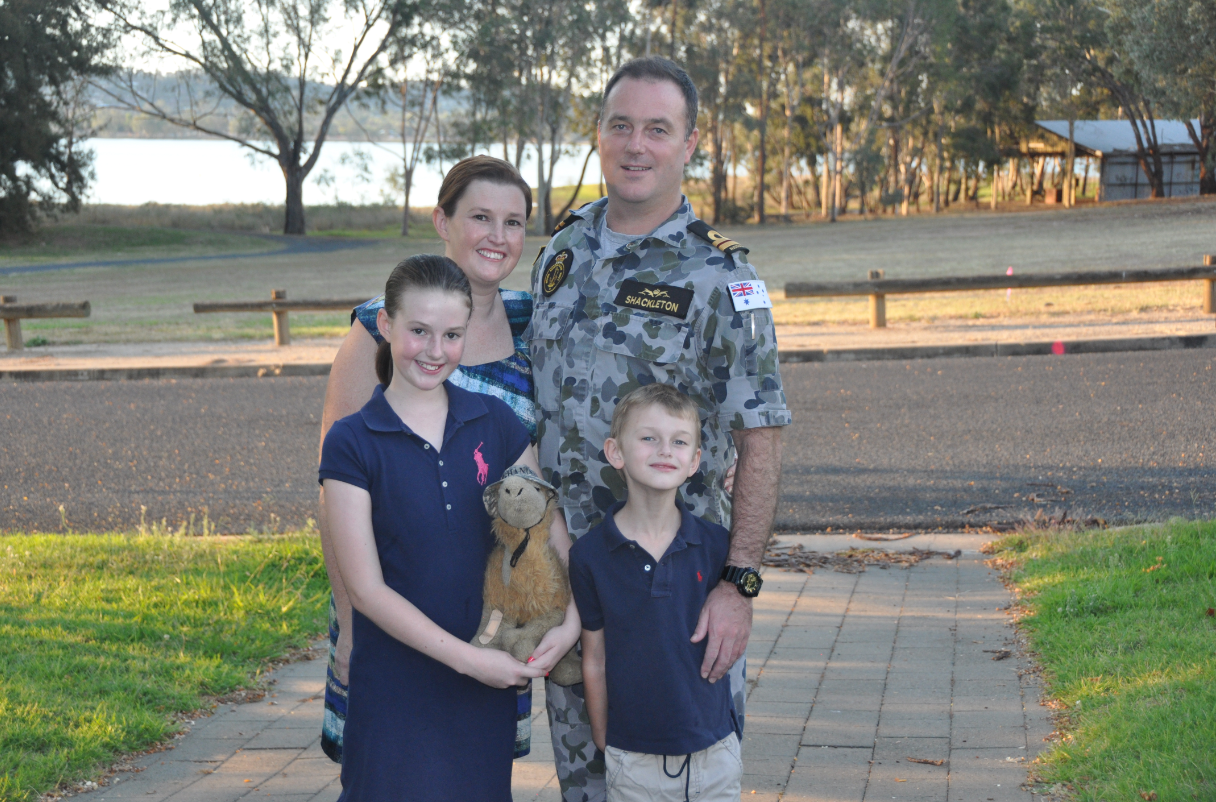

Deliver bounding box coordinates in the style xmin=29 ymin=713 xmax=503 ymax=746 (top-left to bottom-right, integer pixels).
xmin=609 ymin=384 xmax=702 ymax=449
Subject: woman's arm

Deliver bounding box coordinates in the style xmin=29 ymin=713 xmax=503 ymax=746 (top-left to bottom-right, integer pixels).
xmin=511 ymin=447 xmax=582 ymax=671
xmin=318 ymin=323 xmax=382 ymax=683
xmin=324 ymin=478 xmax=545 ymax=689
xmin=581 ymin=628 xmax=608 ymax=753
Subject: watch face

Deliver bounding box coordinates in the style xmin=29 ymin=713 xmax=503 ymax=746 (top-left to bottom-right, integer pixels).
xmin=742 ymin=572 xmax=761 ymax=596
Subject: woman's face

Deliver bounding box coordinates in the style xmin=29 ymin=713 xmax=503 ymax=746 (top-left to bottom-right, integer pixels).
xmin=433 ymin=179 xmax=528 ymax=291
xmin=376 ymin=289 xmax=470 ymax=392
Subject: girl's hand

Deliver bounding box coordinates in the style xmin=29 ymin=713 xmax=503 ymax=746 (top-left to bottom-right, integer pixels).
xmin=461 ymin=646 xmax=546 ymax=689
xmin=528 ymin=614 xmax=581 ymax=673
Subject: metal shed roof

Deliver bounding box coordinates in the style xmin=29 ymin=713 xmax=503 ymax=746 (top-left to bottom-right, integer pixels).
xmin=1035 ymin=119 xmax=1201 ymax=156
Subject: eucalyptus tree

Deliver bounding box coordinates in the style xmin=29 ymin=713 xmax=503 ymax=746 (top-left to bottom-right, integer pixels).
xmin=0 ymin=0 xmax=110 ymax=234
xmin=1118 ymin=0 xmax=1216 ymax=193
xmin=454 ymin=0 xmax=624 ymax=233
xmin=683 ymin=0 xmax=750 ymax=223
xmin=1029 ymin=0 xmax=1169 ymax=197
xmin=94 ymin=0 xmax=423 ymax=234
xmin=813 ymin=0 xmax=934 ymax=220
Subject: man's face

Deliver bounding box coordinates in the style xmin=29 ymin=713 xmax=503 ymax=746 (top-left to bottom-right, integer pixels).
xmin=597 ymin=77 xmax=698 ymax=213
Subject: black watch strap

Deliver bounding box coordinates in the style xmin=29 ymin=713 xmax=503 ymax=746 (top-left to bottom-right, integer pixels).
xmin=721 ymin=565 xmax=763 ymax=597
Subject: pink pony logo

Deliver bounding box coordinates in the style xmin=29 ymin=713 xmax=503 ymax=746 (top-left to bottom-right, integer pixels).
xmin=474 ymin=442 xmax=489 ymax=486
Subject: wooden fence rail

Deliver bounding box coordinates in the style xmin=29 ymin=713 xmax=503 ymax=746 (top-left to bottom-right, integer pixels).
xmin=193 ymin=289 xmax=369 ymax=346
xmin=0 ymin=296 xmax=91 ymax=351
xmin=785 ymin=258 xmax=1216 ymax=328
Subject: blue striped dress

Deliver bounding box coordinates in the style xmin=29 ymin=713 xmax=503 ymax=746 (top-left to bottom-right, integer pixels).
xmin=322 ymin=288 xmax=537 ymax=764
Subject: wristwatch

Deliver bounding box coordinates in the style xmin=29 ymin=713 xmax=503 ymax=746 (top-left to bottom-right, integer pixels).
xmin=721 ymin=565 xmax=763 ymax=598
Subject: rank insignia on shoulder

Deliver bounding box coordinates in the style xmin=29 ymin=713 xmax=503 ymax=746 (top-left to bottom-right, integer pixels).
xmin=688 ymin=219 xmax=749 ymax=256
xmin=541 ymin=249 xmax=573 ymax=297
xmin=552 ymin=210 xmax=581 ymax=234
xmin=727 ymin=280 xmax=772 ymax=312
xmin=614 ymin=279 xmax=694 ymax=319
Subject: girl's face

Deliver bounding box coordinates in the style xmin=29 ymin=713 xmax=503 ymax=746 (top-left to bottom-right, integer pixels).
xmin=432 ymin=179 xmax=528 ymax=292
xmin=376 ymin=289 xmax=471 ymax=392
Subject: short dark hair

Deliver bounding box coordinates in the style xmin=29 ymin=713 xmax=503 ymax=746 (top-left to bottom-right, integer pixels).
xmin=437 ymin=155 xmax=532 ymax=221
xmin=375 ymin=254 xmax=472 ymax=387
xmin=600 ymin=57 xmax=698 ymax=139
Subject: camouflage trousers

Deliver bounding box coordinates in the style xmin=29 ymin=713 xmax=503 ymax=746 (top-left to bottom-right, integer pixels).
xmin=546 ymin=659 xmax=746 ymax=802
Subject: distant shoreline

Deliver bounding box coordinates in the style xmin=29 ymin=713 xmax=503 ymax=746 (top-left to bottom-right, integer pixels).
xmin=84 ymin=133 xmax=597 ymax=146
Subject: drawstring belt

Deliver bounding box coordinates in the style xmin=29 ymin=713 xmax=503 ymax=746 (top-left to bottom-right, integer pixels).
xmin=663 ymin=753 xmax=691 ymax=802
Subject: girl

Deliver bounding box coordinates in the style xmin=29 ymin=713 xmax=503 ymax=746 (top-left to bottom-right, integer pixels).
xmin=320 ymin=254 xmax=572 ymax=800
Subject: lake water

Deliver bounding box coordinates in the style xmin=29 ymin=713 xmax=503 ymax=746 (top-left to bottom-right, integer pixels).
xmin=84 ymin=138 xmax=605 ymax=207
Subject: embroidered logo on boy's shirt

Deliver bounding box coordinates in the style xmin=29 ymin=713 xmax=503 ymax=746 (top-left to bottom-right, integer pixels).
xmin=727 ymin=279 xmax=773 ymax=312
xmin=474 ymin=442 xmax=489 ymax=485
xmin=697 ymin=571 xmax=703 ymax=582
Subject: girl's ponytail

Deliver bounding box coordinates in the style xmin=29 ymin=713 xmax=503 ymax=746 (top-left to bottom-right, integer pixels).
xmin=375 ymin=254 xmax=472 ymax=387
xmin=375 ymin=340 xmax=395 ymax=386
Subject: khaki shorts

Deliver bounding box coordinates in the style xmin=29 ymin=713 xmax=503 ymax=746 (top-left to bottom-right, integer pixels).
xmin=604 ymin=734 xmax=742 ymax=802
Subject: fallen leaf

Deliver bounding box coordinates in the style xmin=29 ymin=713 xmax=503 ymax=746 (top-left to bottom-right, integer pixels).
xmin=984 ymin=649 xmax=1013 ymax=661
xmin=906 ymin=757 xmax=944 ymax=766
xmin=1139 ymin=792 xmax=1157 ymax=801
xmin=1206 ymin=608 xmax=1214 ymax=617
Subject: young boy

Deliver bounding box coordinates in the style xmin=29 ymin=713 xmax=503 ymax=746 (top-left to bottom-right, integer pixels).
xmin=568 ymin=383 xmax=747 ymax=802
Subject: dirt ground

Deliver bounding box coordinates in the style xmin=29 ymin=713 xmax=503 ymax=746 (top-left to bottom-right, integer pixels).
xmin=3 ymin=197 xmax=1215 ymax=345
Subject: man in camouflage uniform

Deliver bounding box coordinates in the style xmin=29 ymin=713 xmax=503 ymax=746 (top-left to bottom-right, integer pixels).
xmin=528 ymin=57 xmax=791 ymax=801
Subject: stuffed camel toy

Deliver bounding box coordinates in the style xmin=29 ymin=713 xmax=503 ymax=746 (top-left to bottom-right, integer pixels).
xmin=470 ymin=465 xmax=582 ymax=687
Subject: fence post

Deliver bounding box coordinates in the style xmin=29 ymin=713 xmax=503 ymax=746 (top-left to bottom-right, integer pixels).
xmin=1204 ymin=256 xmax=1215 ymax=315
xmin=1 ymin=295 xmax=21 ymax=351
xmin=868 ymin=270 xmax=887 ymax=328
xmin=271 ymin=289 xmax=291 ymax=346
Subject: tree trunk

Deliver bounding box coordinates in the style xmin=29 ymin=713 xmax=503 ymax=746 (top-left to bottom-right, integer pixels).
xmin=755 ymin=0 xmax=768 ymax=224
xmin=401 ymin=167 xmax=413 ymax=236
xmin=284 ymin=166 xmax=306 ymax=235
xmin=1065 ymin=118 xmax=1076 ymax=208
xmin=830 ymin=117 xmax=843 ymax=222
xmin=535 ymin=86 xmax=548 ymax=236
xmin=932 ymin=112 xmax=943 ymax=213
xmin=1182 ymin=118 xmax=1215 ymax=194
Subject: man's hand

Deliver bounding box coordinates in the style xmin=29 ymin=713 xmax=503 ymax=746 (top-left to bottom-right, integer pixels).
xmin=691 ymin=581 xmax=753 ymax=682
xmin=335 ymin=625 xmax=353 ymax=685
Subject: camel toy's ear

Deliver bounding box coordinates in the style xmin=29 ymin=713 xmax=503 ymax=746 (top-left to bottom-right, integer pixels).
xmin=482 ymin=483 xmax=500 ymax=519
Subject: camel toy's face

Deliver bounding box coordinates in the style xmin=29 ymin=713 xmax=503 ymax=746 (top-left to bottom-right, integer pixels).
xmin=482 ymin=466 xmax=557 ymax=531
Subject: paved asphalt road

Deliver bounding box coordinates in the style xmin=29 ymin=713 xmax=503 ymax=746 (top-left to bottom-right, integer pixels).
xmin=2 ymin=350 xmax=1212 ymax=533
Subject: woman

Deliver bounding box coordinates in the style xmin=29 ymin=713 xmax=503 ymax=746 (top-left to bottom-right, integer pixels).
xmin=317 ymin=156 xmax=580 ymax=764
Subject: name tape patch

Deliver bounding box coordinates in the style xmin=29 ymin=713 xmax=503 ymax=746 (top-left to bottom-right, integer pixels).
xmin=614 ymin=279 xmax=694 ymax=319
xmin=728 ymin=280 xmax=772 ymax=312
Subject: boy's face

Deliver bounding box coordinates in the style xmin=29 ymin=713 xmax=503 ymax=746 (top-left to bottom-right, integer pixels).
xmin=604 ymin=404 xmax=701 ymax=493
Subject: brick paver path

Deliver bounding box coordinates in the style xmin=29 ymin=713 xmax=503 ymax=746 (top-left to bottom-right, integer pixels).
xmin=88 ymin=549 xmax=1050 ymax=802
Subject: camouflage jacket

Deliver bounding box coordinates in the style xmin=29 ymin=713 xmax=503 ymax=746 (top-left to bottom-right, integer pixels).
xmin=526 ymin=196 xmax=791 ymax=539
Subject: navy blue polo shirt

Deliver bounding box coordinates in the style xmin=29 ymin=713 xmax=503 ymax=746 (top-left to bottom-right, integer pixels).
xmin=568 ymin=499 xmax=736 ymax=756
xmin=318 ymin=382 xmax=530 ymax=801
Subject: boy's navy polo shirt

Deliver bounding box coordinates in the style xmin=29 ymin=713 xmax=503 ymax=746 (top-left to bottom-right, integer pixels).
xmin=568 ymin=499 xmax=736 ymax=756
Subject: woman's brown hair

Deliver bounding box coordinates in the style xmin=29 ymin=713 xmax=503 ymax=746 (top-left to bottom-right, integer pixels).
xmin=436 ymin=155 xmax=533 ymax=221
xmin=375 ymin=254 xmax=473 ymax=387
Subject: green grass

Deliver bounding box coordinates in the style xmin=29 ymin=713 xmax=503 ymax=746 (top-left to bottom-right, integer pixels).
xmin=0 ymin=532 xmax=329 ymax=802
xmin=0 ymin=225 xmax=278 ymax=265
xmin=991 ymin=520 xmax=1216 ymax=801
